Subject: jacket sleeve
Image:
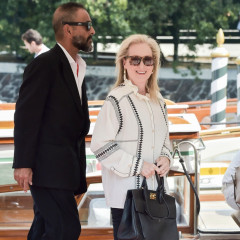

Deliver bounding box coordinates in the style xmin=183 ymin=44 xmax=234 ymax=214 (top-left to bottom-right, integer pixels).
xmin=90 ymin=99 xmax=143 ymax=177
xmin=13 ymin=57 xmax=51 ymax=168
xmin=159 ymin=102 xmax=173 ymax=167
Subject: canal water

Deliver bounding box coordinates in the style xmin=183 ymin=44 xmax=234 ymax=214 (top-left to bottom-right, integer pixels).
xmin=0 ymin=62 xmax=238 ymax=103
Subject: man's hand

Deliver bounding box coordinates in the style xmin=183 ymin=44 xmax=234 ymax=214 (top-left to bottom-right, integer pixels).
xmin=14 ymin=168 xmax=33 ymax=192
xmin=155 ymin=156 xmax=170 ymax=177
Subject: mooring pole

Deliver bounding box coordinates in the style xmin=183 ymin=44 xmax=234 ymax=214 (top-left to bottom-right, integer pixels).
xmin=210 ymin=28 xmax=229 ymax=129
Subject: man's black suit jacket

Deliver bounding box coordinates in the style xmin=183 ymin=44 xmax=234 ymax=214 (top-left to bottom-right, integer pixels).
xmin=13 ymin=44 xmax=90 ymax=195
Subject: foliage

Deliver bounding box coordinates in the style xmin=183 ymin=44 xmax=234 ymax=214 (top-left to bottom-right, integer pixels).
xmin=80 ymin=0 xmax=131 ymax=58
xmin=82 ymin=0 xmax=130 ymax=39
xmin=0 ymin=0 xmax=240 ymax=62
xmin=126 ymin=0 xmax=240 ymax=61
xmin=0 ymin=0 xmax=61 ymax=60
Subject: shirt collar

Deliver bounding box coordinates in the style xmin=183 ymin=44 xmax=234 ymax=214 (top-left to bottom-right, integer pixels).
xmin=57 ymin=43 xmax=86 ymax=67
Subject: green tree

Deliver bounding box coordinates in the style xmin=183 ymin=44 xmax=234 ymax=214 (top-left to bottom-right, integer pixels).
xmin=0 ymin=0 xmax=59 ymax=60
xmin=168 ymin=0 xmax=240 ymax=61
xmin=127 ymin=0 xmax=240 ymax=62
xmin=81 ymin=0 xmax=131 ymax=59
xmin=1 ymin=0 xmax=240 ymax=64
xmin=0 ymin=0 xmax=131 ymax=61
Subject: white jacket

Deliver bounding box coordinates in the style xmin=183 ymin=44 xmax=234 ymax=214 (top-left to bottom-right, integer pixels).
xmin=90 ymin=79 xmax=173 ymax=208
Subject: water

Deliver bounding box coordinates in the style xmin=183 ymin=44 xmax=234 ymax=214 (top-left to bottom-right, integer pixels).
xmin=0 ymin=63 xmax=238 ymax=103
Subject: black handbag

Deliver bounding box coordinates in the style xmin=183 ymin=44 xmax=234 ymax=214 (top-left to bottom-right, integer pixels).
xmin=117 ymin=172 xmax=179 ymax=240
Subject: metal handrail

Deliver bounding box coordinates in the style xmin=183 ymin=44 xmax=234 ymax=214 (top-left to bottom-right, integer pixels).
xmin=172 ymin=139 xmax=205 ymax=236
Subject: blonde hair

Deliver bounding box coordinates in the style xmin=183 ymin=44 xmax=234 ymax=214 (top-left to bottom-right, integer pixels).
xmin=114 ymin=34 xmax=161 ymax=101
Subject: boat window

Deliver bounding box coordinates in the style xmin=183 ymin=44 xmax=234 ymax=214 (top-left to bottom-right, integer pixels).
xmin=0 ymin=144 xmax=15 ymax=185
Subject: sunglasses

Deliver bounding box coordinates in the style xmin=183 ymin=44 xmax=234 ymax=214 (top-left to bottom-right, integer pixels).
xmin=62 ymin=21 xmax=92 ymax=31
xmin=125 ymin=56 xmax=154 ymax=66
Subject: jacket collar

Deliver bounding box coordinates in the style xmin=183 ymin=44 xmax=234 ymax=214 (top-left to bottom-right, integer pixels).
xmin=53 ymin=44 xmax=83 ymax=114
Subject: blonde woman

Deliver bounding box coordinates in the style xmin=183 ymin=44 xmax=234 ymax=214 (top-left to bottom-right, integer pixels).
xmin=90 ymin=34 xmax=173 ymax=240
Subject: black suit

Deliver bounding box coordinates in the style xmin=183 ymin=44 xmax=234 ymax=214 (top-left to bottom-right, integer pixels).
xmin=13 ymin=44 xmax=90 ymax=239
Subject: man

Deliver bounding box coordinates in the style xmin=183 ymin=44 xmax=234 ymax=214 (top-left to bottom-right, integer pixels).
xmin=222 ymin=151 xmax=240 ymax=227
xmin=13 ymin=2 xmax=95 ymax=239
xmin=22 ymin=29 xmax=50 ymax=58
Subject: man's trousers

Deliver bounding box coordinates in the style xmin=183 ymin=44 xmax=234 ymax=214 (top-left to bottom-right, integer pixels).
xmin=28 ymin=185 xmax=81 ymax=240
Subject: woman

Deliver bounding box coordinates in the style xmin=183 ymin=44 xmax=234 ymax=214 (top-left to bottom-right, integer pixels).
xmin=90 ymin=34 xmax=173 ymax=239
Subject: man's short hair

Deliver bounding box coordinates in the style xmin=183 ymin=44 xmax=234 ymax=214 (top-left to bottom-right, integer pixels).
xmin=21 ymin=29 xmax=43 ymax=45
xmin=52 ymin=2 xmax=86 ymax=39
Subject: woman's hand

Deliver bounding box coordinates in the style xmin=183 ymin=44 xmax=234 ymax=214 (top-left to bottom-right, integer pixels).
xmin=155 ymin=156 xmax=170 ymax=177
xmin=141 ymin=161 xmax=160 ymax=178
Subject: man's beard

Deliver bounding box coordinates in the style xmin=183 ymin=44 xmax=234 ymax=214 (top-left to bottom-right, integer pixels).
xmin=72 ymin=35 xmax=93 ymax=52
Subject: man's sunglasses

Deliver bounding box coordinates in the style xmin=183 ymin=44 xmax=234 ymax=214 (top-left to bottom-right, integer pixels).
xmin=125 ymin=56 xmax=154 ymax=66
xmin=62 ymin=21 xmax=92 ymax=31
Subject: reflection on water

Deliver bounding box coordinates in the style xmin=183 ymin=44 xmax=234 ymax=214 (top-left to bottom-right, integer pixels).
xmin=0 ymin=64 xmax=238 ymax=103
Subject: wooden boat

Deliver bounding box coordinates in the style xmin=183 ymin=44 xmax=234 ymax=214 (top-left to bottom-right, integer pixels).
xmin=0 ymin=99 xmax=240 ymax=240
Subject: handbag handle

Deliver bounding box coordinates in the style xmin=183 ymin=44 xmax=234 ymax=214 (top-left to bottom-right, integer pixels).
xmin=141 ymin=172 xmax=170 ymax=220
xmin=141 ymin=172 xmax=165 ymax=201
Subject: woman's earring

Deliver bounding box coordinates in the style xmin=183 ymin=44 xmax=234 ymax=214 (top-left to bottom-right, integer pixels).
xmin=124 ymin=69 xmax=127 ymax=81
